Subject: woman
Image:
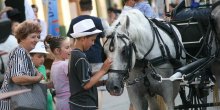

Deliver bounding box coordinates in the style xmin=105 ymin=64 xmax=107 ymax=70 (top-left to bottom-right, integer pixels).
xmin=0 ymin=20 xmax=43 ymax=110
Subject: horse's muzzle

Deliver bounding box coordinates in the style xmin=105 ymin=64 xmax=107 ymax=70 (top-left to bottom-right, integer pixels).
xmin=106 ymin=78 xmax=124 ymax=96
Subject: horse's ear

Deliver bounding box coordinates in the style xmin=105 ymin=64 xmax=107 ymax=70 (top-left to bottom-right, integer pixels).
xmin=121 ymin=16 xmax=130 ymax=31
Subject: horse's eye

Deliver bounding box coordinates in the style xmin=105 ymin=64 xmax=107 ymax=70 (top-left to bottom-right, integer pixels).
xmin=121 ymin=48 xmax=126 ymax=55
xmin=121 ymin=46 xmax=128 ymax=57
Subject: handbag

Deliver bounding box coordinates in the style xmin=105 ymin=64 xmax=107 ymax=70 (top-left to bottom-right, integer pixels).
xmin=9 ymin=52 xmax=47 ymax=110
xmin=9 ymin=83 xmax=47 ymax=110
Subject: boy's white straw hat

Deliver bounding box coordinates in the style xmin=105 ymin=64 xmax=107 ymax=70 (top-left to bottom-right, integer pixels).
xmin=70 ymin=19 xmax=102 ymax=38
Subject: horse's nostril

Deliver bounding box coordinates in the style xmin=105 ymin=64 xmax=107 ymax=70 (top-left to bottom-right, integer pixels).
xmin=113 ymin=86 xmax=120 ymax=92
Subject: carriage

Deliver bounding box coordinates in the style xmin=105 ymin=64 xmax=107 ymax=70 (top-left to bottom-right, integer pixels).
xmin=171 ymin=1 xmax=220 ymax=109
xmin=104 ymin=0 xmax=220 ymax=110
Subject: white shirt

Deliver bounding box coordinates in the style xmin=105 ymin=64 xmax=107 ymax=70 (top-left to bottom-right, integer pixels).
xmin=24 ymin=0 xmax=36 ymax=20
xmin=38 ymin=19 xmax=47 ymax=41
xmin=0 ymin=35 xmax=18 ymax=70
xmin=122 ymin=6 xmax=134 ymax=13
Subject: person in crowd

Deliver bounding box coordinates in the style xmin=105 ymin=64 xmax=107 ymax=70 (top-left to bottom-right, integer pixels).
xmin=31 ymin=4 xmax=47 ymax=41
xmin=122 ymin=0 xmax=136 ymax=13
xmin=107 ymin=7 xmax=120 ymax=25
xmin=0 ymin=20 xmax=43 ymax=110
xmin=67 ymin=0 xmax=108 ymax=108
xmin=45 ymin=36 xmax=71 ymax=110
xmin=134 ymin=0 xmax=157 ymax=18
xmin=0 ymin=6 xmax=13 ymax=19
xmin=112 ymin=3 xmax=122 ymax=14
xmin=68 ymin=19 xmax=112 ymax=110
xmin=5 ymin=0 xmax=36 ymax=21
xmin=0 ymin=20 xmax=19 ymax=87
xmin=67 ymin=0 xmax=105 ymax=60
xmin=29 ymin=41 xmax=54 ymax=110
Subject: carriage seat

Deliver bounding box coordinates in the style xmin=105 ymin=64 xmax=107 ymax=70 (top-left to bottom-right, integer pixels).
xmin=0 ymin=19 xmax=12 ymax=43
xmin=172 ymin=7 xmax=211 ymax=28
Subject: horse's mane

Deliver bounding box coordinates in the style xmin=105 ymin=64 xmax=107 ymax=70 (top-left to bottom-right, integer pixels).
xmin=106 ymin=9 xmax=152 ymax=43
xmin=105 ymin=9 xmax=155 ymax=59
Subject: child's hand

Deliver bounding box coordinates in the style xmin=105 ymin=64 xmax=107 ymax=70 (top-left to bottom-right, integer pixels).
xmin=101 ymin=57 xmax=112 ymax=73
xmin=36 ymin=72 xmax=44 ymax=81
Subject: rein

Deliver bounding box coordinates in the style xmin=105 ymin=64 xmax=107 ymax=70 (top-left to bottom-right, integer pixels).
xmin=105 ymin=31 xmax=137 ymax=81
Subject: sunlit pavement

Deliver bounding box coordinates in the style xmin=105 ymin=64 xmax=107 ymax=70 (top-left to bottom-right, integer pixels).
xmin=97 ymin=87 xmax=220 ymax=110
xmin=98 ymin=87 xmax=130 ymax=110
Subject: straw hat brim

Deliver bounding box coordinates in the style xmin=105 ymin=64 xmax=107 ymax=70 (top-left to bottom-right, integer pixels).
xmin=70 ymin=30 xmax=102 ymax=38
xmin=30 ymin=50 xmax=48 ymax=54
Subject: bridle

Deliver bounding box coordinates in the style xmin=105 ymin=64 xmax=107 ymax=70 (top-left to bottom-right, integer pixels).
xmin=104 ymin=31 xmax=137 ymax=82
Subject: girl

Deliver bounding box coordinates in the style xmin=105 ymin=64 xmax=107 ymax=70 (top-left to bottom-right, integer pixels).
xmin=45 ymin=36 xmax=71 ymax=110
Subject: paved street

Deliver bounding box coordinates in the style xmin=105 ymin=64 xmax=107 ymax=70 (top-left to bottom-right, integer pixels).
xmin=98 ymin=87 xmax=220 ymax=110
xmin=98 ymin=88 xmax=130 ymax=110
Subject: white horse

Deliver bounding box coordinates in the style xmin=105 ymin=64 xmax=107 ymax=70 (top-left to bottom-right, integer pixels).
xmin=104 ymin=9 xmax=186 ymax=110
xmin=211 ymin=0 xmax=220 ymax=89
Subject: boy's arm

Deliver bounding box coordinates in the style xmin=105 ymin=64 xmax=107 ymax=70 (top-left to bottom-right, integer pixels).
xmin=83 ymin=58 xmax=112 ymax=90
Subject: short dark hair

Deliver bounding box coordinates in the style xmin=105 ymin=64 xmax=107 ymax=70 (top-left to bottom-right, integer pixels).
xmin=31 ymin=4 xmax=38 ymax=12
xmin=123 ymin=0 xmax=129 ymax=5
xmin=80 ymin=0 xmax=92 ymax=11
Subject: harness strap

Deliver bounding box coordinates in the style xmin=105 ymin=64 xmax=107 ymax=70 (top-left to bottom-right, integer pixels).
xmin=148 ymin=56 xmax=168 ymax=67
xmin=212 ymin=1 xmax=220 ymax=10
xmin=143 ymin=19 xmax=156 ymax=59
xmin=168 ymin=23 xmax=181 ymax=60
xmin=148 ymin=19 xmax=180 ymax=67
xmin=154 ymin=26 xmax=166 ymax=57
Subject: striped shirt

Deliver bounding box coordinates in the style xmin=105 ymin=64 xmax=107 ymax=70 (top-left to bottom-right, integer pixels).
xmin=0 ymin=46 xmax=36 ymax=110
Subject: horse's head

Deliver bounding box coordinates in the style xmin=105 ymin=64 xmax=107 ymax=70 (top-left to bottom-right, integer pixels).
xmin=104 ymin=15 xmax=137 ymax=96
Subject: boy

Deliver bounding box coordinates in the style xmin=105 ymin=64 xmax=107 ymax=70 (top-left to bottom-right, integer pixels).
xmin=68 ymin=19 xmax=112 ymax=110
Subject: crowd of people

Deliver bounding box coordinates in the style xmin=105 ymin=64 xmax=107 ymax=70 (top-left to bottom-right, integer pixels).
xmin=0 ymin=0 xmax=183 ymax=110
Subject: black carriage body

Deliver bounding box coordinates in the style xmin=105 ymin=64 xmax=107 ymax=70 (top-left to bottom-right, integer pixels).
xmin=170 ymin=2 xmax=220 ymax=109
xmin=171 ymin=3 xmax=211 ymax=57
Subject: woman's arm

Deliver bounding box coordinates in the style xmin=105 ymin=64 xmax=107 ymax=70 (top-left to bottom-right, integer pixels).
xmin=11 ymin=72 xmax=43 ymax=85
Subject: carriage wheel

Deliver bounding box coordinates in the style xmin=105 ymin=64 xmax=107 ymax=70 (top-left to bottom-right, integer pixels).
xmin=176 ymin=70 xmax=211 ymax=110
xmin=178 ymin=83 xmax=209 ymax=110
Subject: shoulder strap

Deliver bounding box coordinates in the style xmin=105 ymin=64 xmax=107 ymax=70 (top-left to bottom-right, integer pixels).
xmin=0 ymin=56 xmax=5 ymax=74
xmin=25 ymin=53 xmax=35 ymax=75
